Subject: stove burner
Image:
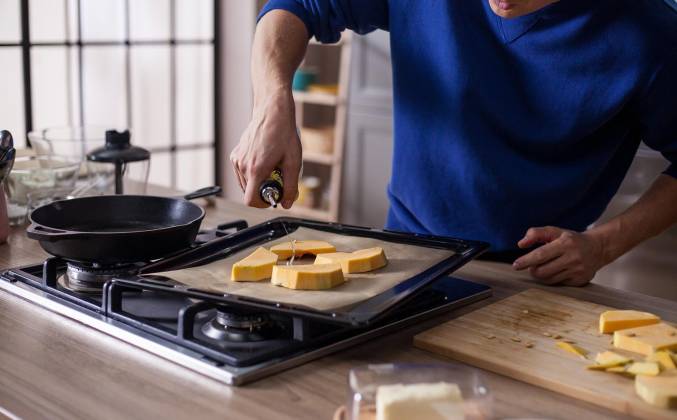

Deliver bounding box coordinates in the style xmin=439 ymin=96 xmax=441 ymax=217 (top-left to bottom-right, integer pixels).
xmin=58 ymin=262 xmax=141 ymax=294
xmin=201 ymin=306 xmax=278 ymax=342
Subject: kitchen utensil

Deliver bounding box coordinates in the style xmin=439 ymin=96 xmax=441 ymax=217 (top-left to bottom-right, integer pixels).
xmin=0 ymin=130 xmax=14 ymax=161
xmin=26 ymin=186 xmax=221 ymax=264
xmin=5 ymin=154 xmax=80 ymax=226
xmin=0 ymin=130 xmax=15 ymax=244
xmin=0 ymin=189 xmax=8 ymax=244
xmin=0 ymin=148 xmax=16 ymax=184
xmin=140 ymin=218 xmax=490 ymax=326
xmin=259 ymin=168 xmax=284 ymax=207
xmin=343 ymin=363 xmax=493 ymax=420
xmin=414 ymin=288 xmax=676 ymax=419
xmin=86 ymin=129 xmax=150 ymax=195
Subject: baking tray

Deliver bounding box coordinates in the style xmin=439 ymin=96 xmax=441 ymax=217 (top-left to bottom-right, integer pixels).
xmin=140 ymin=217 xmax=489 ymax=327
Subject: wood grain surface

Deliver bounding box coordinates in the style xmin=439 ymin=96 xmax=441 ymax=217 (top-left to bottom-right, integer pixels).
xmin=1 ymin=187 xmax=676 ymax=419
xmin=414 ymin=289 xmax=677 ymax=419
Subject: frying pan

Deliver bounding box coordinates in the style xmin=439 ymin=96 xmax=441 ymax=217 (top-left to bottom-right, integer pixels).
xmin=27 ymin=186 xmax=221 ymax=264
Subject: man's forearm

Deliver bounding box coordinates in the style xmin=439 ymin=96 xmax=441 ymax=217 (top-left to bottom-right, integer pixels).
xmin=252 ymin=10 xmax=309 ymax=107
xmin=589 ymin=174 xmax=677 ymax=264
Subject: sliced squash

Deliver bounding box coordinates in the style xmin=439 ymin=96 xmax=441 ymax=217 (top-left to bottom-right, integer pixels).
xmin=231 ymin=247 xmax=279 ymax=282
xmin=599 ymin=310 xmax=660 ymax=334
xmin=596 ymin=351 xmax=632 ymax=366
xmin=587 ymin=351 xmax=632 ymax=370
xmin=614 ymin=323 xmax=677 ymax=356
xmin=314 ymin=247 xmax=388 ymax=274
xmin=635 ymin=370 xmax=677 ymax=409
xmin=556 ymin=341 xmax=588 ymax=359
xmin=647 ymin=351 xmax=677 ymax=371
xmin=627 ymin=362 xmax=661 ymax=377
xmin=271 ymin=263 xmax=345 ymax=290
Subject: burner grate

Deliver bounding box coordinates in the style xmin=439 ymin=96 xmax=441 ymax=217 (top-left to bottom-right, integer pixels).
xmin=59 ymin=263 xmax=141 ymax=294
xmin=201 ymin=306 xmax=279 ymax=342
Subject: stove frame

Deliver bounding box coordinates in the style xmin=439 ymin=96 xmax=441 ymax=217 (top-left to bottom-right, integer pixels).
xmin=0 ymin=219 xmax=492 ymax=385
xmin=139 ymin=217 xmax=491 ymax=327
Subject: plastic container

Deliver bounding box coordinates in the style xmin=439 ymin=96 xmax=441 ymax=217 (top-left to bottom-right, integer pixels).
xmin=346 ymin=363 xmax=493 ymax=420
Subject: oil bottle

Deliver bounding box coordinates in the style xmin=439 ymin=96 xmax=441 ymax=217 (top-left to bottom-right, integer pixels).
xmin=259 ymin=168 xmax=284 ymax=208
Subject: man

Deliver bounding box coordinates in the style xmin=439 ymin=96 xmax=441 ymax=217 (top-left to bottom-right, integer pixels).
xmin=230 ymin=0 xmax=677 ymax=286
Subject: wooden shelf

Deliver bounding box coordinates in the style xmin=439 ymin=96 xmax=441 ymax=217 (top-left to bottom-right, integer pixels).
xmin=302 ymin=151 xmax=335 ymax=165
xmin=292 ymin=32 xmax=352 ymax=222
xmin=293 ymin=90 xmax=341 ymax=106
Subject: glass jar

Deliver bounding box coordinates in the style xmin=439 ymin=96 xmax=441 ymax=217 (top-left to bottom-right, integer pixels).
xmin=4 ymin=155 xmax=80 ymax=225
xmin=28 ymin=126 xmax=115 ymax=195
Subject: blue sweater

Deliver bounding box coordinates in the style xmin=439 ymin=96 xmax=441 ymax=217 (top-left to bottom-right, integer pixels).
xmin=260 ymin=0 xmax=677 ymax=252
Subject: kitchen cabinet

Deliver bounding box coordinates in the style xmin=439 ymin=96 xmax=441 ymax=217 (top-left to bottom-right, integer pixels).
xmin=341 ymin=112 xmax=393 ymax=227
xmin=341 ymin=31 xmax=394 ymax=227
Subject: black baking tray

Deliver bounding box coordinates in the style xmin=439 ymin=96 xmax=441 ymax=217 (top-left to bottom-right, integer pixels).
xmin=137 ymin=217 xmax=490 ymax=327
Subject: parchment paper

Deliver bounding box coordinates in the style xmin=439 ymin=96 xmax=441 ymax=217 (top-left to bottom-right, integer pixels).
xmin=159 ymin=227 xmax=454 ymax=312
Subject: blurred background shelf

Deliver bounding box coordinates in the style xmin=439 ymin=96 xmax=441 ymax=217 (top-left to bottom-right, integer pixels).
xmin=302 ymin=151 xmax=335 ymax=165
xmin=284 ymin=33 xmax=351 ymax=222
xmin=309 ymin=38 xmax=344 ymax=46
xmin=275 ymin=204 xmax=333 ymax=222
xmin=292 ymin=91 xmax=341 ymax=106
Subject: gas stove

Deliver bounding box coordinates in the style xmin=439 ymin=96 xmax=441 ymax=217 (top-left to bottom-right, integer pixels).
xmin=0 ymin=219 xmax=491 ymax=385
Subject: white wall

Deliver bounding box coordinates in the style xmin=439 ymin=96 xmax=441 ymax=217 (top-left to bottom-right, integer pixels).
xmin=219 ymin=0 xmax=257 ymax=201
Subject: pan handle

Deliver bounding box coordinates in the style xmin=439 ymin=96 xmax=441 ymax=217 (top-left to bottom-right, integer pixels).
xmin=26 ymin=224 xmax=94 ymax=241
xmin=182 ymin=186 xmax=222 ymax=201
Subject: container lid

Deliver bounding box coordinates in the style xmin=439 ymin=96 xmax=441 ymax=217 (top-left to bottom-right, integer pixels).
xmin=86 ymin=130 xmax=150 ymax=163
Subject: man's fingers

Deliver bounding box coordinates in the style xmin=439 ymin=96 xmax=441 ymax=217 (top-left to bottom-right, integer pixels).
xmin=280 ymin=158 xmax=301 ymax=209
xmin=518 ymin=226 xmax=563 ymax=249
xmin=532 ymin=268 xmax=572 ymax=286
xmin=231 ymin=162 xmax=246 ymax=192
xmin=561 ymin=276 xmax=591 ymax=287
xmin=528 ymin=254 xmax=573 ymax=280
xmin=243 ymin=168 xmax=269 ymax=208
xmin=513 ymin=239 xmax=566 ymax=270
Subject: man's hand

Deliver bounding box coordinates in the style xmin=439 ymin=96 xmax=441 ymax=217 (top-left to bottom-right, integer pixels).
xmin=512 ymin=226 xmax=607 ymax=287
xmin=230 ymin=9 xmax=308 ymax=209
xmin=230 ymin=90 xmax=301 ymax=209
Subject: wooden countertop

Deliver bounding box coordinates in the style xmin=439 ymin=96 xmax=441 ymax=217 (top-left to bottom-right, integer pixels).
xmin=1 ymin=193 xmax=675 ymax=420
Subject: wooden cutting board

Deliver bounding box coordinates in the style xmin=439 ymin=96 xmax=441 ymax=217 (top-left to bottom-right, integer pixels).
xmin=414 ymin=289 xmax=676 ymax=419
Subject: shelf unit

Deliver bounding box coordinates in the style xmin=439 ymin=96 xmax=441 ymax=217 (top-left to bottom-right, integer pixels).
xmin=279 ymin=33 xmax=352 ymax=222
xmin=292 ymin=91 xmax=342 ymax=106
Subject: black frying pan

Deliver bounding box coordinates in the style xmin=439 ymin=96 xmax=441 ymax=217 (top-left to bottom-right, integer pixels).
xmin=26 ymin=186 xmax=221 ymax=264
